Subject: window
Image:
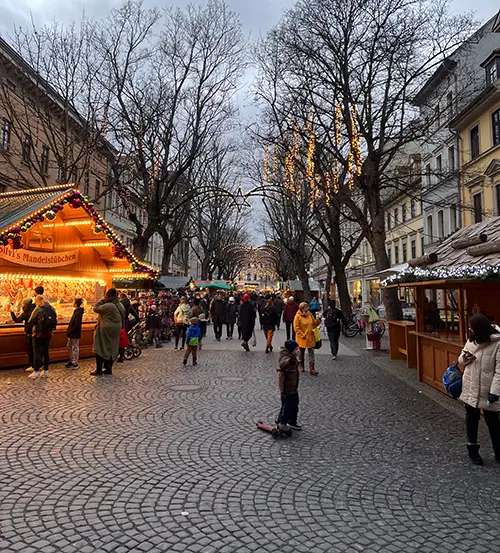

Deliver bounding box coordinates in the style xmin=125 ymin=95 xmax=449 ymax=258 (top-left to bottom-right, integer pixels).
xmin=450 ymin=204 xmax=457 ymax=231
xmin=410 ymin=198 xmax=416 ymax=218
xmin=473 ymin=193 xmax=482 ymax=223
xmin=95 ymin=179 xmax=101 ymax=199
xmin=84 ymin=171 xmax=90 ymax=196
xmin=21 ymin=134 xmax=32 ymax=163
xmin=402 ymin=203 xmax=407 ymax=223
xmin=427 ymin=215 xmax=434 ymax=243
xmin=70 ymin=168 xmax=78 ymax=183
xmin=411 ymin=240 xmax=416 ymax=259
xmin=446 ymin=92 xmax=453 ymax=117
xmin=470 ymin=125 xmax=480 ymax=160
xmin=57 ymin=164 xmax=64 ymax=182
xmin=436 ymin=103 xmax=441 ymax=127
xmin=448 ymin=146 xmax=455 ymax=171
xmin=1 ymin=119 xmax=11 ymax=150
xmin=425 ymin=164 xmax=431 ymax=186
xmin=437 ymin=210 xmax=444 ymax=239
xmin=436 ymin=155 xmax=442 ymax=174
xmin=386 ymin=212 xmax=391 ymax=230
xmin=486 ymin=60 xmax=498 ymax=85
xmin=421 ymin=235 xmax=425 ymax=255
xmin=393 ymin=208 xmax=399 ymax=226
xmin=41 ymin=145 xmax=49 ymax=174
xmin=402 ymin=242 xmax=407 ymax=263
xmin=394 ymin=244 xmax=399 ymax=265
xmin=493 ymin=109 xmax=500 ymax=147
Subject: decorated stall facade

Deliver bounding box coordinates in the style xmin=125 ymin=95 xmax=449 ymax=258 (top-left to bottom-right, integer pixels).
xmin=384 ymin=216 xmax=500 ymax=393
xmin=0 ymin=185 xmax=158 ymax=368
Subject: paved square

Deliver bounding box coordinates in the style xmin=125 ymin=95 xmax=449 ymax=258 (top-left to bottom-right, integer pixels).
xmin=1 ymin=332 xmax=500 ymax=553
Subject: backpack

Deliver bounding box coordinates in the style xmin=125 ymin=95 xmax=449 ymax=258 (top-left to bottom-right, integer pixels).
xmin=442 ymin=363 xmax=463 ymax=399
xmin=38 ymin=305 xmax=57 ymax=335
xmin=324 ymin=308 xmax=339 ymax=329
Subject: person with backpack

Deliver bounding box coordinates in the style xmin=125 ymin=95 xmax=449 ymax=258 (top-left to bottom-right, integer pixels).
xmin=66 ymin=298 xmax=84 ymax=369
xmin=261 ymin=297 xmax=279 ymax=353
xmin=283 ymin=296 xmax=299 ymax=341
xmin=27 ymin=295 xmax=57 ymax=379
xmin=458 ymin=314 xmax=500 ymax=466
xmin=323 ymin=300 xmax=348 ymax=360
xmin=11 ymin=298 xmax=36 ymax=372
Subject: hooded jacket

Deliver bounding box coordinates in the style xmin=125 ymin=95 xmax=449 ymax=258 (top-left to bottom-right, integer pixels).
xmin=283 ymin=300 xmax=299 ymax=323
xmin=293 ymin=309 xmax=321 ymax=349
xmin=459 ymin=327 xmax=500 ymax=411
xmin=278 ymin=347 xmax=299 ymax=395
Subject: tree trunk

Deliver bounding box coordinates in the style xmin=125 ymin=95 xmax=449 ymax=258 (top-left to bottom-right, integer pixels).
xmin=132 ymin=235 xmax=151 ymax=260
xmin=325 ymin=263 xmax=333 ymax=308
xmin=333 ymin=261 xmax=352 ymax=317
xmin=161 ymin=248 xmax=172 ymax=275
xmin=200 ymin=258 xmax=210 ymax=280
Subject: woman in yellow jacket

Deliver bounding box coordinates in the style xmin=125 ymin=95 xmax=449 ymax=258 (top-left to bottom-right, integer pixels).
xmin=293 ymin=302 xmax=321 ymax=375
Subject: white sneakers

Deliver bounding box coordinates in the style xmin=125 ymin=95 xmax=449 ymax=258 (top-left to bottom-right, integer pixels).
xmin=25 ymin=366 xmax=34 ymax=372
xmin=28 ymin=371 xmax=39 ymax=379
xmin=28 ymin=370 xmax=48 ymax=379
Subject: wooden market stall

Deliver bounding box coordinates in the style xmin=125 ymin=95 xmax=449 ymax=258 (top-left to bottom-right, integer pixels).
xmin=384 ymin=216 xmax=500 ymax=393
xmin=0 ymin=185 xmax=158 ymax=369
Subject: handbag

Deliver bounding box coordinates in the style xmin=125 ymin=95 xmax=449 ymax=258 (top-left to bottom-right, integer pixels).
xmin=442 ymin=363 xmax=462 ymax=399
xmin=313 ymin=325 xmax=322 ymax=349
xmin=251 ymin=330 xmax=257 ymax=347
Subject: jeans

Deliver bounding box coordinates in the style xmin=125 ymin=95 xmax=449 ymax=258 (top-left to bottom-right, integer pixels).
xmin=465 ymin=403 xmax=500 ymax=451
xmin=299 ymin=347 xmax=315 ymax=369
xmin=278 ymin=394 xmax=299 ymax=425
xmin=327 ymin=326 xmax=341 ymax=356
xmin=25 ymin=334 xmax=34 ymax=367
xmin=285 ymin=321 xmax=296 ymax=341
xmin=175 ymin=324 xmax=186 ymax=348
xmin=226 ymin=323 xmax=235 ymax=338
xmin=33 ymin=337 xmax=51 ymax=372
xmin=149 ymin=328 xmax=160 ymax=346
xmin=213 ymin=320 xmax=223 ymax=340
xmin=67 ymin=338 xmax=80 ymax=364
xmin=264 ymin=329 xmax=274 ymax=349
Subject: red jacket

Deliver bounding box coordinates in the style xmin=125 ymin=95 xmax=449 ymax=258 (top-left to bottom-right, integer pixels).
xmin=283 ymin=301 xmax=299 ymax=322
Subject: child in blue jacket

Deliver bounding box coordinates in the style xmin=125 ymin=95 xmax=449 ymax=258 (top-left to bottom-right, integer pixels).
xmin=184 ymin=317 xmax=201 ymax=366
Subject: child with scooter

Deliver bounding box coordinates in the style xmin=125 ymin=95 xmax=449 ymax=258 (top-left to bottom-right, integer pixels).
xmin=277 ymin=340 xmax=302 ymax=432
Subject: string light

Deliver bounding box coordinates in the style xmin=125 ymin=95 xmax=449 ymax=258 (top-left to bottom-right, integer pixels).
xmin=0 ymin=273 xmax=107 ymax=286
xmin=263 ymin=145 xmax=270 ymax=183
xmin=82 ymin=241 xmax=110 ymax=247
xmin=382 ymin=265 xmax=500 ymax=287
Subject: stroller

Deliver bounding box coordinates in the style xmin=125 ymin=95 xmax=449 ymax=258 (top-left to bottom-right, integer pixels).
xmin=123 ymin=321 xmax=144 ymax=360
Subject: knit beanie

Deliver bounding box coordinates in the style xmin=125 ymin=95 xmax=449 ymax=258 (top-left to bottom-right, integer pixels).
xmin=284 ymin=340 xmax=299 ymax=352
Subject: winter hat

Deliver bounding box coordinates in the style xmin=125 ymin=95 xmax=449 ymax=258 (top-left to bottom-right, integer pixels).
xmin=198 ymin=314 xmax=206 ymax=322
xmin=242 ymin=294 xmax=250 ymax=302
xmin=229 ymin=297 xmax=235 ymax=303
xmin=287 ymin=296 xmax=294 ymax=302
xmin=284 ymin=340 xmax=299 ymax=352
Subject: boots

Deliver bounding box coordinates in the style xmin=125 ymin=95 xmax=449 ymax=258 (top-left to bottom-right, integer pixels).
xmin=467 ymin=444 xmax=484 ymax=466
xmin=309 ymin=362 xmax=318 ymax=376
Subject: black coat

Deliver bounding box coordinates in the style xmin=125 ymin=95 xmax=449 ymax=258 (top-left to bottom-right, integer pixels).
xmin=261 ymin=306 xmax=278 ymax=331
xmin=67 ymin=307 xmax=84 ymax=339
xmin=239 ymin=301 xmax=256 ymax=341
xmin=121 ymin=297 xmax=132 ymax=329
xmin=210 ymin=299 xmax=227 ymax=323
xmin=225 ymin=303 xmax=238 ymax=324
xmin=11 ymin=302 xmax=36 ymax=334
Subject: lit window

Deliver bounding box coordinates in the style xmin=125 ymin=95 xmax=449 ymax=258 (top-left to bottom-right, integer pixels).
xmin=492 ymin=109 xmax=500 ymax=147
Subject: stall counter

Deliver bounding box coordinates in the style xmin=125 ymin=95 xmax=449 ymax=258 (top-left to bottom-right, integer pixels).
xmin=0 ymin=322 xmax=96 ymax=369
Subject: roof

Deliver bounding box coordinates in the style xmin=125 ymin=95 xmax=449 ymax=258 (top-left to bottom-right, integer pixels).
xmin=0 ymin=185 xmax=72 ymax=232
xmin=287 ymin=279 xmax=320 ymax=292
xmin=157 ymin=276 xmax=191 ymax=289
xmin=412 ymin=59 xmax=457 ymax=106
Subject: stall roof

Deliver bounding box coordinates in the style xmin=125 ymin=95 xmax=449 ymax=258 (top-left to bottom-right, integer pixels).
xmin=157 ymin=276 xmax=191 ymax=289
xmin=287 ymin=279 xmax=320 ymax=292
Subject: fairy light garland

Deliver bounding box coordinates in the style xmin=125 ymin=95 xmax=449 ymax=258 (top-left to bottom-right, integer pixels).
xmin=382 ymin=265 xmax=500 ymax=287
xmin=0 ymin=188 xmax=160 ymax=278
xmin=264 ymin=145 xmax=270 ymax=183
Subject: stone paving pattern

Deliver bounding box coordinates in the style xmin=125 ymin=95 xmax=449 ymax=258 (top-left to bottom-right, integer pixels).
xmin=1 ymin=328 xmax=500 ymax=552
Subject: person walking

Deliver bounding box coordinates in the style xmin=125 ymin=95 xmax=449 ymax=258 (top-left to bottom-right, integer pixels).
xmin=11 ymin=298 xmax=36 ymax=372
xmin=239 ymin=294 xmax=256 ymax=352
xmin=191 ymin=297 xmax=204 ymax=319
xmin=277 ymin=340 xmax=302 ymax=431
xmin=184 ymin=317 xmax=201 ymax=366
xmin=66 ymin=298 xmax=84 ymax=369
xmin=210 ymin=294 xmax=226 ymax=341
xmin=91 ymin=288 xmax=125 ymax=376
xmin=309 ymin=297 xmax=321 ymax=318
xmin=146 ymin=305 xmax=161 ymax=347
xmin=323 ymin=300 xmax=347 ymax=360
xmin=273 ymin=295 xmax=284 ymax=330
xmin=458 ymin=314 xmax=500 ymax=466
xmin=261 ymin=297 xmax=279 ymax=353
xmin=283 ymin=296 xmax=299 ymax=341
xmin=174 ymin=298 xmax=191 ymax=350
xmin=120 ymin=293 xmax=132 ymax=331
xmin=293 ymin=302 xmax=321 ymax=376
xmin=225 ymin=297 xmax=238 ymax=339
xmin=28 ymin=295 xmax=57 ymax=379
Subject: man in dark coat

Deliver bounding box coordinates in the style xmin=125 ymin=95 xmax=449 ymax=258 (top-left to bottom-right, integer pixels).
xmin=283 ymin=296 xmax=299 ymax=340
xmin=323 ymin=300 xmax=347 ymax=360
xmin=273 ymin=295 xmax=285 ymax=330
xmin=239 ymin=294 xmax=256 ymax=352
xmin=121 ymin=293 xmax=132 ymax=330
xmin=224 ymin=297 xmax=238 ymax=339
xmin=210 ymin=294 xmax=227 ymax=341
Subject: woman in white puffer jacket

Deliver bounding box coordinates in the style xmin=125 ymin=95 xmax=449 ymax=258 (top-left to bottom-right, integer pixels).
xmin=459 ymin=314 xmax=500 ymax=466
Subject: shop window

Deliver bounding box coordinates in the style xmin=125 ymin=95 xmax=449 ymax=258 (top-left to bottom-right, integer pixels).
xmin=41 ymin=145 xmax=50 ymax=174
xmin=473 ymin=193 xmax=482 ymax=223
xmin=438 ymin=210 xmax=444 ymax=239
xmin=21 ymin=134 xmax=32 ymax=163
xmin=411 ymin=240 xmax=416 ymax=259
xmin=470 ymin=125 xmax=480 ymax=160
xmin=1 ymin=119 xmax=11 ymax=150
xmin=28 ymin=228 xmax=54 ymax=251
xmin=493 ymin=109 xmax=500 ymax=147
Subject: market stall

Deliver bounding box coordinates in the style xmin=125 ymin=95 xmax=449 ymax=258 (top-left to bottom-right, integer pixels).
xmin=383 ymin=217 xmax=500 ymax=393
xmin=0 ymin=185 xmax=159 ymax=369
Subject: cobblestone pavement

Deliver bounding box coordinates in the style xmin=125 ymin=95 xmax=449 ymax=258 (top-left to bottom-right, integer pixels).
xmin=1 ymin=332 xmax=500 ymax=553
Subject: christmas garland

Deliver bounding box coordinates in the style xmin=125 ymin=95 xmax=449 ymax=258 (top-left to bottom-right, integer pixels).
xmin=0 ymin=188 xmax=159 ymax=278
xmin=382 ymin=265 xmax=500 ymax=286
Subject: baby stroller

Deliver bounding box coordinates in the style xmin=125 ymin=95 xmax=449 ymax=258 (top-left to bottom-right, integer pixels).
xmin=123 ymin=322 xmax=143 ymax=360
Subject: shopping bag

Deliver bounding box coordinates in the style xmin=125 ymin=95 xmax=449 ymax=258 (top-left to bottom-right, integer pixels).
xmin=251 ymin=331 xmax=257 ymax=347
xmin=314 ymin=325 xmax=322 ymax=349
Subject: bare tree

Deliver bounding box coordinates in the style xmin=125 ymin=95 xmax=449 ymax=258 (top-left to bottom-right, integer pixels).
xmin=97 ymin=0 xmax=247 ymax=265
xmin=255 ymin=0 xmax=477 ymax=319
